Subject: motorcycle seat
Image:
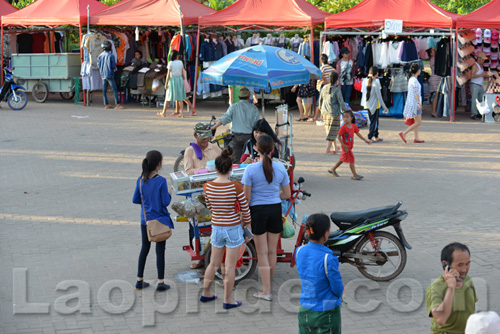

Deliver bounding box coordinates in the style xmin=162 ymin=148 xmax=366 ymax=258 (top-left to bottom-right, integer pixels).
xmin=330 ymin=204 xmax=398 ymax=229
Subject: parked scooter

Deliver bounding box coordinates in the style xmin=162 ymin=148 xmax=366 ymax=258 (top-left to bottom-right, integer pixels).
xmin=0 ymin=67 xmax=28 ymax=110
xmin=320 ymin=202 xmax=411 ymax=281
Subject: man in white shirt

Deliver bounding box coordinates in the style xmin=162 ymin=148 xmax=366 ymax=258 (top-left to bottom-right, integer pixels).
xmin=470 ymin=52 xmax=492 ymax=120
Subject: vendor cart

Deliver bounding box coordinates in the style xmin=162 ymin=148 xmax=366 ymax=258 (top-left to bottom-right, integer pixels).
xmin=12 ymin=53 xmax=80 ymax=102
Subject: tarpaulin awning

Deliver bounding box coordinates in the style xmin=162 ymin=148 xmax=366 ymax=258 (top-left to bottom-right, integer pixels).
xmin=2 ymin=0 xmax=108 ymax=27
xmin=456 ymin=0 xmax=500 ymax=29
xmin=90 ymin=0 xmax=215 ymax=26
xmin=0 ymin=1 xmax=17 ymax=25
xmin=325 ymin=0 xmax=454 ymax=29
xmin=198 ymin=0 xmax=330 ymax=27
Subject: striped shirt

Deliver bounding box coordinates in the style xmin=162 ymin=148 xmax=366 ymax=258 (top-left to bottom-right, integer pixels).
xmin=318 ymin=64 xmax=335 ymax=90
xmin=203 ymin=181 xmax=251 ymax=227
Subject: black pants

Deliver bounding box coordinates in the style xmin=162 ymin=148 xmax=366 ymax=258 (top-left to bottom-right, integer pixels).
xmin=137 ymin=224 xmax=166 ymax=279
xmin=0 ymin=81 xmax=12 ymax=101
xmin=368 ymin=109 xmax=380 ymax=140
xmin=232 ymin=133 xmax=252 ymax=164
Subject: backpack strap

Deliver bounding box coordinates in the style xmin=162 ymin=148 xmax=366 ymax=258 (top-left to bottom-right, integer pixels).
xmin=324 ymin=254 xmax=330 ymax=280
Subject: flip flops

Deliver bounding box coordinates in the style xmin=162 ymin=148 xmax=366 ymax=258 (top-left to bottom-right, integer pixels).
xmin=351 ymin=175 xmax=364 ymax=180
xmin=328 ymin=169 xmax=340 ymax=177
xmin=200 ymin=295 xmax=217 ymax=303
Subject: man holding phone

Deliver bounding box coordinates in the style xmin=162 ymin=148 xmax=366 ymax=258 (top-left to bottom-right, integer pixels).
xmin=426 ymin=243 xmax=478 ymax=334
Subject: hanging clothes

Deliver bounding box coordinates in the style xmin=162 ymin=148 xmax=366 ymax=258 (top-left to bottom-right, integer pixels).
xmin=400 ymin=40 xmax=419 ymax=62
xmin=435 ymin=38 xmax=451 ymax=77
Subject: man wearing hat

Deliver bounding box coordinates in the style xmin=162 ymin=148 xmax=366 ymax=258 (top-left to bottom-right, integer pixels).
xmin=335 ymin=47 xmax=355 ymax=104
xmin=211 ymin=88 xmax=260 ymax=163
xmin=184 ymin=122 xmax=222 ymax=175
xmin=470 ymin=52 xmax=492 ymax=120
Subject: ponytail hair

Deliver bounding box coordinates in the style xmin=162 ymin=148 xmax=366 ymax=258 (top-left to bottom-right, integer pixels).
xmin=256 ymin=134 xmax=275 ymax=184
xmin=305 ymin=213 xmax=331 ymax=241
xmin=366 ymin=66 xmax=378 ymax=101
xmin=215 ymin=147 xmax=233 ymax=175
xmin=409 ymin=62 xmax=420 ymax=76
xmin=141 ymin=150 xmax=163 ymax=182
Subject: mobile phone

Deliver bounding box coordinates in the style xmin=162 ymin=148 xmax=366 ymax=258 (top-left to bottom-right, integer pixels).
xmin=442 ymin=262 xmax=451 ymax=271
xmin=243 ymin=226 xmax=253 ymax=239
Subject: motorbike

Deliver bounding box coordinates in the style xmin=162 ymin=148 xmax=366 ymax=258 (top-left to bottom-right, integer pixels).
xmin=0 ymin=67 xmax=28 ymax=110
xmin=319 ymin=201 xmax=411 ymax=281
xmin=173 ymin=115 xmax=232 ymax=172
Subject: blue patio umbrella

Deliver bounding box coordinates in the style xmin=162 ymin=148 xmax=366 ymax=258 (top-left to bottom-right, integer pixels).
xmin=201 ymin=45 xmax=321 ymax=90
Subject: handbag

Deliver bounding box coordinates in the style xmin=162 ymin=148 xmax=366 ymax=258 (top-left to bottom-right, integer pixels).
xmin=404 ymin=118 xmax=415 ymax=126
xmin=354 ymin=77 xmax=363 ymax=91
xmin=140 ymin=179 xmax=172 ymax=243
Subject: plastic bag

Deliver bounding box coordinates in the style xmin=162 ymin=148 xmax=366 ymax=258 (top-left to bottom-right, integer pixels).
xmin=183 ymin=198 xmax=206 ymax=219
xmin=152 ymin=78 xmax=160 ymax=92
xmin=171 ymin=201 xmax=185 ymax=216
xmin=281 ymin=216 xmax=295 ymax=239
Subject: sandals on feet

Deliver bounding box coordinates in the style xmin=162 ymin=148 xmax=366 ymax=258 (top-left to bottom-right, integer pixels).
xmin=351 ymin=175 xmax=364 ymax=180
xmin=328 ymin=169 xmax=340 ymax=177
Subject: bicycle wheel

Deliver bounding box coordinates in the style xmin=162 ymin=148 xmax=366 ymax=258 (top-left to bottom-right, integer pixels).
xmin=173 ymin=154 xmax=184 ymax=172
xmin=204 ymin=241 xmax=258 ymax=283
xmin=8 ymin=91 xmax=28 ymax=110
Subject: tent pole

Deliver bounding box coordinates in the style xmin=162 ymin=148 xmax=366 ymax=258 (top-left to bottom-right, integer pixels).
xmin=261 ymin=90 xmax=264 ymax=118
xmin=52 ymin=28 xmax=56 ymax=53
xmin=451 ymin=28 xmax=458 ymax=122
xmin=87 ymin=5 xmax=90 ymax=33
xmin=1 ymin=25 xmax=4 ymax=86
xmin=309 ymin=24 xmax=314 ymax=65
xmin=79 ymin=24 xmax=86 ymax=106
xmin=192 ymin=24 xmax=201 ymax=111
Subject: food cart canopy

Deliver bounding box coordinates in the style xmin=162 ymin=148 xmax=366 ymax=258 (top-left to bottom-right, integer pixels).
xmin=198 ymin=0 xmax=330 ymax=27
xmin=457 ymin=0 xmax=500 ymax=29
xmin=325 ymin=0 xmax=455 ymax=29
xmin=2 ymin=0 xmax=108 ymax=27
xmin=91 ymin=0 xmax=215 ymax=26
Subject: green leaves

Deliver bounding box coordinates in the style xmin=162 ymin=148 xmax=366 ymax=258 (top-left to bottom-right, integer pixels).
xmin=203 ymin=0 xmax=235 ymax=11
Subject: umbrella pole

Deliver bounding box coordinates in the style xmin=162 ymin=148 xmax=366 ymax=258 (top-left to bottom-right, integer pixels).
xmin=192 ymin=25 xmax=201 ymax=111
xmin=261 ymin=90 xmax=265 ymax=118
xmin=1 ymin=25 xmax=3 ymax=86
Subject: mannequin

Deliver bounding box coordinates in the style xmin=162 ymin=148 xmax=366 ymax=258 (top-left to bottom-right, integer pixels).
xmin=235 ymin=34 xmax=244 ymax=49
xmin=277 ymin=33 xmax=289 ymax=48
xmin=246 ymin=33 xmax=261 ymax=47
xmin=264 ymin=33 xmax=274 ymax=46
xmin=291 ymin=34 xmax=303 ymax=52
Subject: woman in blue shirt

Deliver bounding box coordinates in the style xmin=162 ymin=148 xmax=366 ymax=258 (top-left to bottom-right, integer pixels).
xmin=242 ymin=135 xmax=291 ymax=301
xmin=132 ymin=150 xmax=173 ymax=292
xmin=295 ymin=214 xmax=344 ymax=334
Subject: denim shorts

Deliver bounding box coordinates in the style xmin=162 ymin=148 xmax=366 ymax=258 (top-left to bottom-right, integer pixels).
xmin=210 ymin=225 xmax=244 ymax=249
xmin=416 ymin=109 xmax=423 ymax=115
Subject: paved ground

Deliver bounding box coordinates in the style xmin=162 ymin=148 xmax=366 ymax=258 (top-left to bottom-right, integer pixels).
xmin=1 ymin=94 xmax=499 ymax=334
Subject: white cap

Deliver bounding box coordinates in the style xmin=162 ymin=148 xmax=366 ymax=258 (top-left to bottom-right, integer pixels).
xmin=465 ymin=312 xmax=500 ymax=334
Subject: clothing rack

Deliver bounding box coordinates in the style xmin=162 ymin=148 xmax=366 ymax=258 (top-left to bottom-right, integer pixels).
xmin=321 ymin=28 xmax=457 ymax=121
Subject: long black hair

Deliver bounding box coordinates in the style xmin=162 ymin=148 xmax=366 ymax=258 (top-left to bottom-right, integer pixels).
xmin=141 ymin=150 xmax=162 ymax=182
xmin=366 ymin=66 xmax=378 ymax=101
xmin=256 ymin=134 xmax=275 ymax=184
xmin=251 ymin=118 xmax=280 ymax=144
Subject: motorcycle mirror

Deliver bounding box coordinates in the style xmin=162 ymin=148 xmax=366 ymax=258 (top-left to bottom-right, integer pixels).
xmin=297 ymin=177 xmax=305 ymax=184
xmin=211 ymin=115 xmax=216 ymax=121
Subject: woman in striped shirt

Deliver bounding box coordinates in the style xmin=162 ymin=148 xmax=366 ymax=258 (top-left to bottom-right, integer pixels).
xmin=200 ymin=148 xmax=251 ymax=309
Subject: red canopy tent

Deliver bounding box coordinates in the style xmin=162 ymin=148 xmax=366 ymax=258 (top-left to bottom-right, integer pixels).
xmin=195 ymin=0 xmax=330 ymax=109
xmin=324 ymin=0 xmax=460 ymax=121
xmin=1 ymin=0 xmax=107 ymax=27
xmin=198 ymin=0 xmax=330 ymax=27
xmin=456 ymin=0 xmax=500 ymax=29
xmin=324 ymin=0 xmax=455 ymax=29
xmin=90 ymin=0 xmax=215 ymax=26
xmin=0 ymin=1 xmax=17 ymax=24
xmin=1 ymin=0 xmax=108 ymax=101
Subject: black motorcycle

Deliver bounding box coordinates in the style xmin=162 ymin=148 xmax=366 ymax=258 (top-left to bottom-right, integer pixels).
xmin=322 ymin=202 xmax=411 ymax=281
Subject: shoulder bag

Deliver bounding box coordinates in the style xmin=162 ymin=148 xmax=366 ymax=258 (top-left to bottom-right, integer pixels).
xmin=140 ymin=179 xmax=172 ymax=242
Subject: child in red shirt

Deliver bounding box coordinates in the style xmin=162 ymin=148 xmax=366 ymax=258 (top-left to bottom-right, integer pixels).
xmin=328 ymin=111 xmax=371 ymax=180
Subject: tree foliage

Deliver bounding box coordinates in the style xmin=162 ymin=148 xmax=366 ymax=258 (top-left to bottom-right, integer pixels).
xmin=429 ymin=0 xmax=490 ymax=14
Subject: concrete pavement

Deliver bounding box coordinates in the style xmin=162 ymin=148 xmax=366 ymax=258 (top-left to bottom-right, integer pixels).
xmin=1 ymin=96 xmax=499 ymax=333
